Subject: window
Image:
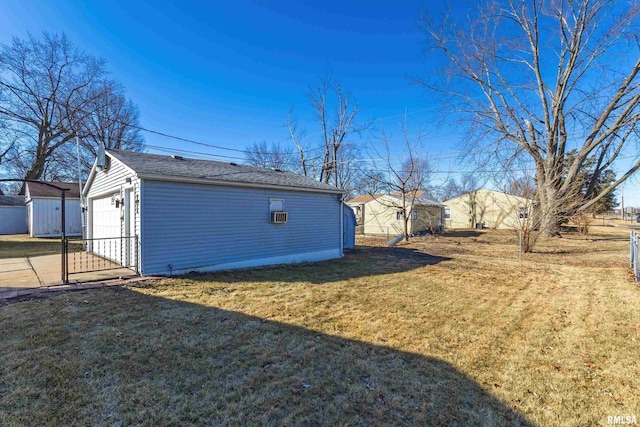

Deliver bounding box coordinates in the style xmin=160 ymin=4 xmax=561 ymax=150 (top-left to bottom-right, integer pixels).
xmin=412 ymin=210 xmax=419 ymax=220
xmin=269 ymin=198 xmax=284 ymax=212
xmin=396 ymin=210 xmax=403 ymax=221
xmin=269 ymin=198 xmax=288 ymax=223
xmin=518 ymin=206 xmax=529 ymax=219
xmin=444 ymin=207 xmax=451 ymax=219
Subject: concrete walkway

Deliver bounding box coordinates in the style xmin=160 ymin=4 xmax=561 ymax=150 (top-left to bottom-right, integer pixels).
xmin=0 ymin=253 xmax=136 ymax=293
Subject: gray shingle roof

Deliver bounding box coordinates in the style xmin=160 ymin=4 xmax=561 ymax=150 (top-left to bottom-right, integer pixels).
xmin=0 ymin=195 xmax=26 ymax=206
xmin=108 ymin=149 xmax=343 ymax=194
xmin=25 ymin=181 xmax=81 ymax=198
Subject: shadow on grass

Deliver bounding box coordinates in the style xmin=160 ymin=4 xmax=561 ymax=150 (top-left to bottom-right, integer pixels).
xmin=185 ymin=246 xmax=452 ymax=284
xmin=0 ymin=288 xmax=532 ymax=426
xmin=443 ymin=230 xmax=484 ymax=238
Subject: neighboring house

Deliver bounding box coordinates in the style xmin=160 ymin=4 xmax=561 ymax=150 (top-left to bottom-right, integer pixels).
xmin=82 ymin=149 xmax=346 ymax=276
xmin=443 ymin=188 xmax=534 ymax=230
xmin=22 ymin=181 xmax=82 ymax=237
xmin=346 ymin=191 xmax=444 ymax=236
xmin=0 ymin=195 xmax=27 ymax=235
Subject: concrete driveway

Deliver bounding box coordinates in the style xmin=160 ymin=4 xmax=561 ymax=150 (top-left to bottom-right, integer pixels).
xmin=0 ymin=253 xmax=136 ymax=292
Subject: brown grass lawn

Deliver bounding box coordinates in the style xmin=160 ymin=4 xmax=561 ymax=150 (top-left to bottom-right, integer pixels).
xmin=1 ymin=225 xmax=639 ymax=426
xmin=0 ymin=234 xmax=82 ymax=259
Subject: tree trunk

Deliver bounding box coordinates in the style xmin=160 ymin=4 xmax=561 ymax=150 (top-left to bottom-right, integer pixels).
xmin=539 ymin=212 xmax=562 ymax=236
xmin=403 ymin=216 xmax=410 ymax=241
xmin=24 ymin=156 xmax=47 ymax=182
xmin=538 ymin=182 xmax=563 ymax=236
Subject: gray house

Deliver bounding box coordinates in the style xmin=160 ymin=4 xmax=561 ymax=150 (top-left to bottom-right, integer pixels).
xmin=0 ymin=196 xmax=27 ymax=235
xmin=82 ymin=149 xmax=346 ymax=276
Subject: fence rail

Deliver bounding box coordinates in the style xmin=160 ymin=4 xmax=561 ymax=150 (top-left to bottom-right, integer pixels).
xmin=631 ymin=231 xmax=639 ymax=283
xmin=64 ymin=235 xmax=138 ymax=282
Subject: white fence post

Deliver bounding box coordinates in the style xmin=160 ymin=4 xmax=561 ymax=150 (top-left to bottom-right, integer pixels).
xmin=631 ymin=231 xmax=639 ymax=283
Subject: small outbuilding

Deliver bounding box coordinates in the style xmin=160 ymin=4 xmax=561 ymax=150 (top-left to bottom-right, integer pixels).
xmin=0 ymin=196 xmax=27 ymax=235
xmin=443 ymin=188 xmax=534 ymax=230
xmin=346 ymin=191 xmax=444 ymax=236
xmin=82 ymin=149 xmax=346 ymax=276
xmin=23 ymin=181 xmax=82 ymax=237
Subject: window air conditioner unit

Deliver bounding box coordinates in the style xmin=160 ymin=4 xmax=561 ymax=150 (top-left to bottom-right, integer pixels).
xmin=271 ymin=211 xmax=288 ymax=224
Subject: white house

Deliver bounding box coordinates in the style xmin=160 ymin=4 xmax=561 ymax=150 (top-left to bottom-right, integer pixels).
xmin=23 ymin=181 xmax=82 ymax=237
xmin=82 ymin=149 xmax=346 ymax=276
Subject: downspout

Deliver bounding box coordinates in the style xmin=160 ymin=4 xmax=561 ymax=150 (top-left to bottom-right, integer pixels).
xmin=138 ymin=179 xmax=144 ymax=276
xmin=340 ymin=195 xmax=344 ymax=257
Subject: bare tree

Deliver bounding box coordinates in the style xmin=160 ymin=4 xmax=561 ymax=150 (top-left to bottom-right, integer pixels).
xmin=333 ymin=143 xmax=366 ymax=198
xmin=75 ymin=84 xmax=144 ymax=172
xmin=439 ymin=174 xmax=482 ymax=201
xmin=366 ymin=125 xmax=433 ymax=241
xmin=0 ymin=119 xmax=18 ymax=167
xmin=421 ymin=0 xmax=640 ymax=235
xmin=287 ymin=77 xmax=367 ymax=189
xmin=353 ymin=169 xmax=390 ymax=197
xmin=285 ymin=108 xmax=309 ymax=177
xmin=245 ymin=140 xmax=295 ymax=171
xmin=0 ymin=32 xmax=143 ymax=185
xmin=498 ymin=169 xmax=541 ymax=254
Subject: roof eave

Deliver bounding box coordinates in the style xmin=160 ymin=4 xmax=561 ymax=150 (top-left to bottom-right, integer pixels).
xmin=137 ymin=174 xmax=345 ymax=195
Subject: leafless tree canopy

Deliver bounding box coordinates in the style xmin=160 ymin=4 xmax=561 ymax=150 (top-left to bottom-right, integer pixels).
xmin=421 ymin=0 xmax=640 ymax=234
xmin=245 ymin=140 xmax=296 ymax=171
xmin=0 ymin=32 xmax=144 ymax=187
xmin=76 ymin=85 xmax=144 ymax=172
xmin=286 ymin=77 xmax=367 ymax=193
xmin=439 ymin=174 xmax=482 ymax=201
xmin=366 ymin=124 xmax=433 ymax=241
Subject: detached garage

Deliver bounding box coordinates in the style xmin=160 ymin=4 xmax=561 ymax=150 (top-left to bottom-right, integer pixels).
xmin=23 ymin=181 xmax=83 ymax=237
xmin=82 ymin=149 xmax=346 ymax=276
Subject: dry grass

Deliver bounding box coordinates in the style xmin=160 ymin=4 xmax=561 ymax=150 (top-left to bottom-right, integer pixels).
xmin=0 ymin=234 xmax=81 ymax=259
xmin=1 ymin=225 xmax=639 ymax=425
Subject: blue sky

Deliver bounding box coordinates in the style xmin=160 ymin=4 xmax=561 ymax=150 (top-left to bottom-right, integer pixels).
xmin=1 ymin=0 xmax=639 ymax=206
xmin=0 ymin=0 xmax=443 ymax=150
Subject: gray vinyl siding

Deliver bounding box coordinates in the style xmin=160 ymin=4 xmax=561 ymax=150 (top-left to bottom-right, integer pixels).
xmin=140 ymin=180 xmax=341 ymax=275
xmin=0 ymin=206 xmax=27 ymax=234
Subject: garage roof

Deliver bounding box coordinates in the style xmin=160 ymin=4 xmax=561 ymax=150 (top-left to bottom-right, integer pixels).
xmin=107 ymin=149 xmax=344 ymax=194
xmin=0 ymin=195 xmax=25 ymax=206
xmin=25 ymin=181 xmax=81 ymax=198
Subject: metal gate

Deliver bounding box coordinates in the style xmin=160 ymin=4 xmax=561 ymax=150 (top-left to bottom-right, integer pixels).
xmin=64 ymin=235 xmax=139 ymax=282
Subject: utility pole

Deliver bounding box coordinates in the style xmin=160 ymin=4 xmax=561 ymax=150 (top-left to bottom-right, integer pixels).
xmin=76 ymin=134 xmax=86 ymax=238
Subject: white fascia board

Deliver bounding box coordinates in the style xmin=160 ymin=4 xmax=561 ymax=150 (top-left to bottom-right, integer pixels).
xmin=83 ymin=152 xmax=138 ymax=197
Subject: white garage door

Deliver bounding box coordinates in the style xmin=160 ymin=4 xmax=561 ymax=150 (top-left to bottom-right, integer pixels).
xmin=91 ymin=193 xmax=122 ymax=263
